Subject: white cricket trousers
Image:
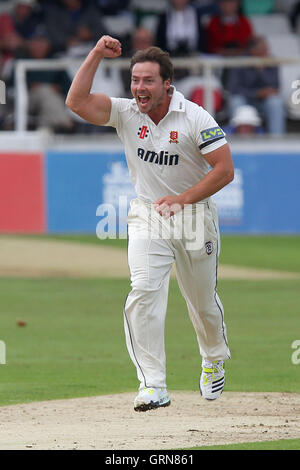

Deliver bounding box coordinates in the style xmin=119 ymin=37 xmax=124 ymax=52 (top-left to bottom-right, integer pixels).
xmin=124 ymin=197 xmax=230 ymax=389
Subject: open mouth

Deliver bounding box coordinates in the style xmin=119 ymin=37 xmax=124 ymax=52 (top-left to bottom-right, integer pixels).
xmin=138 ymin=95 xmax=150 ymax=105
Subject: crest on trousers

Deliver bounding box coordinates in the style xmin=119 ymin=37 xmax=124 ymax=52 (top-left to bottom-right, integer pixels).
xmin=205 ymin=241 xmax=213 ymax=255
xmin=169 ymin=130 xmax=179 ymax=143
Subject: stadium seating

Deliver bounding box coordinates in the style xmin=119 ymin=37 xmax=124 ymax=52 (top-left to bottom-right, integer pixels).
xmin=275 ymin=0 xmax=298 ymax=15
xmin=243 ymin=0 xmax=275 ymax=15
xmin=174 ymin=75 xmax=225 ymax=115
xmin=249 ymin=13 xmax=292 ymax=35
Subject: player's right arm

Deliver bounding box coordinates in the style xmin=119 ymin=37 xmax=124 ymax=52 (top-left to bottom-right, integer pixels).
xmin=65 ymin=35 xmax=122 ymax=126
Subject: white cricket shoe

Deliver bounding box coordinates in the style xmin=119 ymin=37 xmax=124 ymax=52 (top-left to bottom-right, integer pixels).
xmin=200 ymin=360 xmax=225 ymax=400
xmin=134 ymin=387 xmax=171 ymax=412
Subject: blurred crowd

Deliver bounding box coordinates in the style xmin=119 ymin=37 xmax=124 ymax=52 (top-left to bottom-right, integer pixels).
xmin=0 ymin=0 xmax=300 ymax=134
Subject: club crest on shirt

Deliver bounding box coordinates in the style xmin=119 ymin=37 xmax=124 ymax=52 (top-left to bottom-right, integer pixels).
xmin=138 ymin=125 xmax=149 ymax=139
xmin=205 ymin=241 xmax=213 ymax=255
xmin=169 ymin=130 xmax=179 ymax=143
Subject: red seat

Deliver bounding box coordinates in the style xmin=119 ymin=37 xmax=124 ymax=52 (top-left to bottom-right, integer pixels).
xmin=190 ymin=87 xmax=224 ymax=112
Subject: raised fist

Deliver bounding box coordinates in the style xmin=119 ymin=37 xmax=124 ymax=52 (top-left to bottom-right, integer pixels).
xmin=95 ymin=35 xmax=122 ymax=58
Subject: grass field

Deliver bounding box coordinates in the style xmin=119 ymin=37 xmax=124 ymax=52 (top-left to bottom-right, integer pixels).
xmin=1 ymin=277 xmax=299 ymax=406
xmin=188 ymin=438 xmax=300 ymax=450
xmin=0 ymin=234 xmax=299 ymax=450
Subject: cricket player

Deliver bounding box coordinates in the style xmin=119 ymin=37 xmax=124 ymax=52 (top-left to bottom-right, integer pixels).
xmin=66 ymin=35 xmax=234 ymax=411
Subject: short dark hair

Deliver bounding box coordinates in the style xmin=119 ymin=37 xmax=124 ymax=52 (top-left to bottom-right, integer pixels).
xmin=130 ymin=46 xmax=174 ymax=83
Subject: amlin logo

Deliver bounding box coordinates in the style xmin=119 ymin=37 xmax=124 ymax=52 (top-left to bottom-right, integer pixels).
xmin=0 ymin=80 xmax=6 ymax=104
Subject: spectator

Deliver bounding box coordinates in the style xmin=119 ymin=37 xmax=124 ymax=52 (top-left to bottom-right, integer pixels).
xmin=96 ymin=0 xmax=131 ymax=16
xmin=225 ymin=105 xmax=264 ymax=134
xmin=9 ymin=0 xmax=44 ymax=38
xmin=43 ymin=0 xmax=107 ymax=55
xmin=156 ymin=0 xmax=207 ymax=56
xmin=0 ymin=11 xmax=18 ymax=69
xmin=0 ymin=0 xmax=45 ymax=68
xmin=226 ymin=36 xmax=286 ymax=134
xmin=206 ymin=0 xmax=253 ymax=55
xmin=122 ymin=27 xmax=155 ymax=95
xmin=26 ymin=32 xmax=74 ymax=133
xmin=128 ymin=26 xmax=155 ymax=55
xmin=0 ymin=0 xmax=76 ymax=132
xmin=290 ymin=1 xmax=300 ymax=32
xmin=193 ymin=0 xmax=218 ymax=16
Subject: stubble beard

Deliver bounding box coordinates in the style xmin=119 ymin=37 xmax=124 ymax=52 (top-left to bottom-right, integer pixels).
xmin=136 ymin=89 xmax=165 ymax=115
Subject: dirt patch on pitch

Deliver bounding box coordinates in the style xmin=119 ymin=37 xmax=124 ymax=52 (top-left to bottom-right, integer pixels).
xmin=0 ymin=236 xmax=299 ymax=280
xmin=0 ymin=391 xmax=299 ymax=450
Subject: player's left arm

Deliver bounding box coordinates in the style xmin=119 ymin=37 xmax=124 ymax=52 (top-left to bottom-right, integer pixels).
xmin=154 ymin=143 xmax=234 ymax=218
xmin=183 ymin=143 xmax=234 ymax=203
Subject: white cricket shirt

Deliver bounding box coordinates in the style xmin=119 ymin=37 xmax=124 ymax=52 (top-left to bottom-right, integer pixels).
xmin=105 ymin=87 xmax=227 ymax=203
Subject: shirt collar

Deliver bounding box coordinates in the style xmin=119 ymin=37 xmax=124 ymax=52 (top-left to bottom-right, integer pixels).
xmin=168 ymin=86 xmax=186 ymax=113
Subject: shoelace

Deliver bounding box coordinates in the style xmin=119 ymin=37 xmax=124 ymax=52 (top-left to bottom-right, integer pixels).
xmin=202 ymin=361 xmax=224 ymax=385
xmin=203 ymin=361 xmax=223 ymax=373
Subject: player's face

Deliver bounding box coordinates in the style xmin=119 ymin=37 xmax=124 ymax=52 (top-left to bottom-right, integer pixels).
xmin=131 ymin=62 xmax=170 ymax=115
